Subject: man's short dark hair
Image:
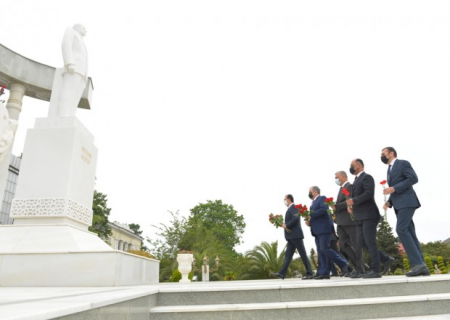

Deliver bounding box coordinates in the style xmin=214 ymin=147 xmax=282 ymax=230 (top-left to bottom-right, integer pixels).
xmin=286 ymin=194 xmax=294 ymax=203
xmin=383 ymin=147 xmax=397 ymax=157
xmin=356 ymin=159 xmax=364 ymax=168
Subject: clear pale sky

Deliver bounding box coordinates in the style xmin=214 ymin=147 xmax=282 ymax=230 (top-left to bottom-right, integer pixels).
xmin=2 ymin=1 xmax=449 ymax=255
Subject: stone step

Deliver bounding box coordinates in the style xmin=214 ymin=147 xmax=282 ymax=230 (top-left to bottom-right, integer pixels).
xmin=156 ymin=275 xmax=450 ymax=306
xmin=149 ymin=292 xmax=450 ymax=320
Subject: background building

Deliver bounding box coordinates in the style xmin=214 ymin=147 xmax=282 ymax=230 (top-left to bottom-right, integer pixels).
xmin=0 ymin=154 xmax=21 ymax=225
xmin=107 ymin=221 xmax=143 ymax=251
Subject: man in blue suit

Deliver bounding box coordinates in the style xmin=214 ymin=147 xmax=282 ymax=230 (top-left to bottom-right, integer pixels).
xmin=308 ymin=186 xmax=352 ymax=279
xmin=381 ymin=147 xmax=430 ymax=277
xmin=271 ymin=194 xmax=314 ymax=280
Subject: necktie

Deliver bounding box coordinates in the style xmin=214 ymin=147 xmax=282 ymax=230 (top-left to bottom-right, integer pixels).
xmin=354 ymin=175 xmax=358 ymax=182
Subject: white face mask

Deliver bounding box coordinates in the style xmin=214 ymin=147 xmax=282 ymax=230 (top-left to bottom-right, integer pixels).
xmin=335 ymin=178 xmax=341 ymax=186
xmin=284 ymin=200 xmax=289 ymax=207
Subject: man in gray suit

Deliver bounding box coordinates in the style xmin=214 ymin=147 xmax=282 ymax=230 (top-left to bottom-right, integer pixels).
xmin=381 ymin=147 xmax=429 ymax=277
xmin=333 ymin=171 xmax=365 ymax=275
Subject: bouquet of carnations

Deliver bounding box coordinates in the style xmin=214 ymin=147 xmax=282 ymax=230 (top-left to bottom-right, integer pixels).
xmin=269 ymin=213 xmax=290 ymax=232
xmin=342 ymin=188 xmax=355 ymax=221
xmin=324 ymin=197 xmax=335 ymax=220
xmin=294 ymin=204 xmax=311 ymax=221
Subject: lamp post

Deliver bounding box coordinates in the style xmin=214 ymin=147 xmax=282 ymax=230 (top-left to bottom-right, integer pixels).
xmin=192 ymin=255 xmax=220 ymax=282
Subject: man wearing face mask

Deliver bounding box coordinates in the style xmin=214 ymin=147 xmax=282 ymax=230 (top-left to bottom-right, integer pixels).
xmin=346 ymin=159 xmax=394 ymax=278
xmin=271 ymin=194 xmax=314 ymax=280
xmin=381 ymin=147 xmax=429 ymax=277
xmin=332 ymin=171 xmax=365 ymax=276
xmin=308 ymin=186 xmax=352 ymax=279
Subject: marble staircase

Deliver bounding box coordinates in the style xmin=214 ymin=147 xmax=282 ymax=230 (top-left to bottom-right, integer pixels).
xmin=150 ymin=275 xmax=450 ymax=320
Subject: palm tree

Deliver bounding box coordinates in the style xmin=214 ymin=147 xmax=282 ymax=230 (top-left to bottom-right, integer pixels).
xmin=244 ymin=241 xmax=286 ymax=279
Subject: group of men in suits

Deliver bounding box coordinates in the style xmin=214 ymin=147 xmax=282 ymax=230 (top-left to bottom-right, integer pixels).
xmin=271 ymin=147 xmax=429 ymax=280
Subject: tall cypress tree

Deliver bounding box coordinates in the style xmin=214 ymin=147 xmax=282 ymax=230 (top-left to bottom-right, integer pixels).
xmin=377 ymin=217 xmax=403 ymax=272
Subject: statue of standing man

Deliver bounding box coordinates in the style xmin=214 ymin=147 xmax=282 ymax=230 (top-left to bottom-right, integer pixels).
xmin=49 ymin=24 xmax=88 ymax=118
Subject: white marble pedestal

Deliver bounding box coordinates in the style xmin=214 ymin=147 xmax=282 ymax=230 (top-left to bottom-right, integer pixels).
xmin=0 ymin=117 xmax=159 ymax=286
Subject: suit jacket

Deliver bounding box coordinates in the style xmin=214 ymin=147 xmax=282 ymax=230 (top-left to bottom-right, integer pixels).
xmin=284 ymin=204 xmax=305 ymax=240
xmin=309 ymin=195 xmax=334 ymax=236
xmin=62 ymin=27 xmax=88 ymax=78
xmin=352 ymin=172 xmax=380 ymax=221
xmin=334 ymin=182 xmax=355 ymax=226
xmin=387 ymin=159 xmax=421 ymax=209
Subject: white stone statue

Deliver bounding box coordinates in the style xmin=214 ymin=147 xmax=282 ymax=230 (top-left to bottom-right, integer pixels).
xmin=48 ymin=24 xmax=88 ymax=118
xmin=0 ymin=102 xmax=18 ymax=162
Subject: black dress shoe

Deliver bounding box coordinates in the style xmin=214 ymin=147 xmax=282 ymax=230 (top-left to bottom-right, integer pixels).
xmin=383 ymin=257 xmax=395 ymax=275
xmin=331 ymin=274 xmax=339 ymax=277
xmin=270 ymin=272 xmax=284 ymax=280
xmin=349 ymin=271 xmax=363 ymax=279
xmin=362 ymin=271 xmax=382 ymax=279
xmin=340 ymin=264 xmax=353 ymax=277
xmin=314 ymin=275 xmax=330 ymax=280
xmin=406 ymin=264 xmax=431 ymax=277
xmin=302 ymin=275 xmax=314 ymax=280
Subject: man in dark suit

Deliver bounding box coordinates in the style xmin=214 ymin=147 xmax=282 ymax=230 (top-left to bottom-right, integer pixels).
xmin=271 ymin=194 xmax=314 ymax=280
xmin=381 ymin=147 xmax=429 ymax=277
xmin=346 ymin=159 xmax=394 ymax=278
xmin=333 ymin=171 xmax=365 ymax=275
xmin=308 ymin=186 xmax=352 ymax=279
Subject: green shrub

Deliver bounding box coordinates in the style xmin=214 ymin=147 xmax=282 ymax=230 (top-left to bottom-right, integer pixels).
xmin=403 ymin=258 xmax=410 ymax=272
xmin=438 ymin=256 xmax=448 ymax=274
xmin=394 ymin=268 xmax=405 ymax=275
xmin=127 ymin=250 xmax=155 ymax=259
xmin=425 ymin=256 xmax=435 ymax=274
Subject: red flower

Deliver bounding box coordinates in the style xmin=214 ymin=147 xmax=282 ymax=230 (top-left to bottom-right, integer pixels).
xmin=294 ymin=204 xmax=302 ymax=209
xmin=380 ymin=180 xmax=387 ymax=185
xmin=325 ymin=197 xmax=334 ymax=203
xmin=342 ymin=188 xmax=350 ymax=197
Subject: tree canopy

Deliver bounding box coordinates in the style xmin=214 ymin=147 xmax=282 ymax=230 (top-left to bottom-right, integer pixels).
xmin=90 ymin=190 xmax=112 ymax=239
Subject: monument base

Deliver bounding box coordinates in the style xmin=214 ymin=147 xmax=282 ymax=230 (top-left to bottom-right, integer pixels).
xmin=0 ymin=225 xmax=159 ymax=287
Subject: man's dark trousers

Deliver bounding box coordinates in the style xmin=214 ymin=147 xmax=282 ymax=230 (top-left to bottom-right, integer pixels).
xmin=337 ymin=225 xmax=364 ymax=273
xmin=357 ymin=218 xmax=390 ymax=273
xmin=279 ymin=238 xmax=313 ymax=276
xmin=395 ymin=208 xmax=424 ymax=266
xmin=316 ymin=232 xmax=348 ymax=275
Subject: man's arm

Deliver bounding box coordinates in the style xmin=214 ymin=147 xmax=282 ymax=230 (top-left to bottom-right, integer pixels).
xmin=285 ymin=207 xmax=300 ymax=228
xmin=61 ymin=27 xmax=75 ymax=68
xmin=352 ymin=175 xmax=375 ymax=205
xmin=392 ymin=161 xmax=418 ymax=194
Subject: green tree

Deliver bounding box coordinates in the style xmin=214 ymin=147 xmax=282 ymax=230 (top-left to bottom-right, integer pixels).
xmin=129 ymin=223 xmax=148 ymax=251
xmin=182 ymin=200 xmax=245 ymax=253
xmin=421 ymin=241 xmax=450 ymax=262
xmin=245 ymin=241 xmax=286 ymax=279
xmin=90 ymin=190 xmax=112 ymax=239
xmin=129 ymin=223 xmax=143 ymax=236
xmin=377 ymin=217 xmax=402 ymax=272
xmin=147 ymin=210 xmax=187 ymax=259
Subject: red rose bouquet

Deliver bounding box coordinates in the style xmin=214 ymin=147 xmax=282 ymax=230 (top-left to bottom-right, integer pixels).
xmin=269 ymin=213 xmax=290 ymax=232
xmin=324 ymin=197 xmax=335 ymax=220
xmin=342 ymin=188 xmax=355 ymax=221
xmin=294 ymin=204 xmax=311 ymax=221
